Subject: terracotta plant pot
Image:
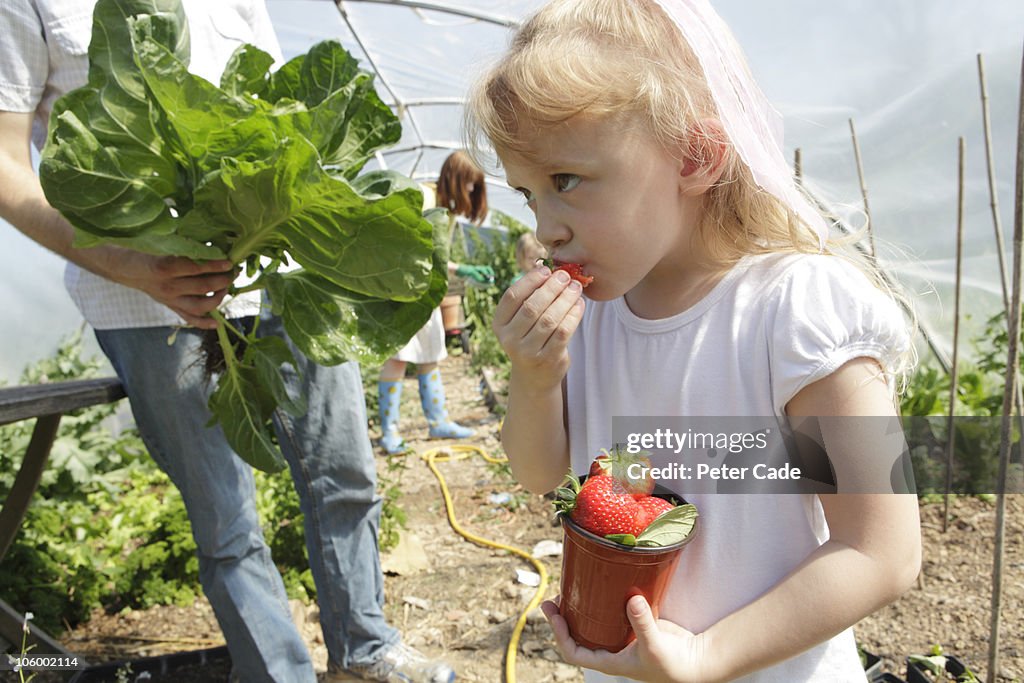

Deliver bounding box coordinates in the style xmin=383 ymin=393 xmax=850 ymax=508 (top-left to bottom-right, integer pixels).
xmin=440 ymin=294 xmax=464 ymax=332
xmin=558 ymin=510 xmax=697 ymax=652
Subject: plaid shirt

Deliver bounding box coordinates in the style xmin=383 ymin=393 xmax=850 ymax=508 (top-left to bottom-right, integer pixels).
xmin=0 ymin=0 xmax=282 ymax=328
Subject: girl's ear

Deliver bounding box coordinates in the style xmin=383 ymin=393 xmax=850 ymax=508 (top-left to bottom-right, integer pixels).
xmin=678 ymin=118 xmax=729 ymax=196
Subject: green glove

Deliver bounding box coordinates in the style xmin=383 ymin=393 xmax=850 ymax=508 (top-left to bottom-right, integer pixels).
xmin=456 ymin=264 xmax=495 ymax=285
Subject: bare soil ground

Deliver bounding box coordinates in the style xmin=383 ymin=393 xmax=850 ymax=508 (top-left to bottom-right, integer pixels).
xmin=51 ymin=353 xmax=1023 ymax=682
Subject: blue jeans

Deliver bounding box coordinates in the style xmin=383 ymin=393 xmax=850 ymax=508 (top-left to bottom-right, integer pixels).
xmin=95 ymin=313 xmax=399 ymax=682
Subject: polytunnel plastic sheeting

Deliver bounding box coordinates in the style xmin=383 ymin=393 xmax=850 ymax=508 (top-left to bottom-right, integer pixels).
xmin=267 ymin=0 xmax=542 ymax=217
xmin=265 ymin=0 xmax=1024 ymax=368
xmin=1 ymin=0 xmax=1023 ymax=382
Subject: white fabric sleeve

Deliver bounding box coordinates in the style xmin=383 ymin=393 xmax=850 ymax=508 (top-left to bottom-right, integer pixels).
xmin=0 ymin=1 xmax=48 ymax=112
xmin=766 ymin=255 xmax=910 ymax=412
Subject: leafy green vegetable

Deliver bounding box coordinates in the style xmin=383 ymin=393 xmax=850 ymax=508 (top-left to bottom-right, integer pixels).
xmin=39 ymin=0 xmax=447 ymax=471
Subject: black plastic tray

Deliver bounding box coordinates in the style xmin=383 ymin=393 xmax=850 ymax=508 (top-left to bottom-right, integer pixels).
xmin=67 ymin=645 xmax=230 ymax=682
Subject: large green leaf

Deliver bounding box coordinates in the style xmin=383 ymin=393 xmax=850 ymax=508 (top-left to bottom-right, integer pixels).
xmin=268 ymin=41 xmax=401 ymax=173
xmin=219 ymin=44 xmax=275 ymax=100
xmin=126 ymin=27 xmax=432 ymax=297
xmin=39 ymin=0 xmax=189 ymax=242
xmin=39 ymin=0 xmax=440 ymax=472
xmin=207 ymin=341 xmax=284 ymax=473
xmin=265 ymin=206 xmax=450 ymax=366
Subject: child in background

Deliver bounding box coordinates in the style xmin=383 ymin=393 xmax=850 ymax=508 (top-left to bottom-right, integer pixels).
xmin=467 ymin=0 xmax=921 ymax=681
xmin=512 ymin=231 xmax=547 ymax=284
xmin=376 ymin=151 xmax=493 ymax=454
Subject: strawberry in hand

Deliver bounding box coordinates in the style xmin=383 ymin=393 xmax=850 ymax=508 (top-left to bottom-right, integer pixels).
xmin=545 ymin=259 xmax=594 ymax=288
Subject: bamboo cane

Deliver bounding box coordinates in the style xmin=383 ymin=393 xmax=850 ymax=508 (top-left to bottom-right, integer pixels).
xmin=979 ymin=54 xmax=1012 ymax=314
xmin=986 ymin=42 xmax=1024 ymax=683
xmin=943 ymin=138 xmax=966 ymax=532
xmin=849 ymin=118 xmax=877 ymax=259
xmin=978 ymin=53 xmax=1024 ymax=473
xmin=800 ymin=186 xmax=952 ymax=373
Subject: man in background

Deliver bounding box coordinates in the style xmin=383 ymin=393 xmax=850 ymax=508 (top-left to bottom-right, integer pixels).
xmin=0 ymin=1 xmax=455 ymax=681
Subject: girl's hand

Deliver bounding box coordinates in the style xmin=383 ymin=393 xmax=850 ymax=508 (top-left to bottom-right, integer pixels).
xmin=541 ymin=596 xmax=714 ymax=683
xmin=492 ymin=265 xmax=585 ymax=392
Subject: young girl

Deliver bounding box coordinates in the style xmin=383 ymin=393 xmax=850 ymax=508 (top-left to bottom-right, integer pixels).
xmin=467 ymin=0 xmax=922 ymax=681
xmin=376 ymin=151 xmax=493 ymax=454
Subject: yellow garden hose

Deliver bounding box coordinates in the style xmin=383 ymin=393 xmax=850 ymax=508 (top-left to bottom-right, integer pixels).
xmin=416 ymin=443 xmax=551 ymax=683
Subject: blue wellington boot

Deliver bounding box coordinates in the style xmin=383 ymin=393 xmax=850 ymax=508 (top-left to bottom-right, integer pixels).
xmin=418 ymin=370 xmax=475 ymax=439
xmin=377 ymin=380 xmax=407 ymax=454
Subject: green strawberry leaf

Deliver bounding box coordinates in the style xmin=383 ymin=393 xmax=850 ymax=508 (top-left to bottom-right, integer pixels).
xmin=604 ymin=533 xmax=638 ymax=546
xmin=635 ymin=503 xmax=699 ymax=547
xmin=552 ymin=469 xmax=581 ymax=515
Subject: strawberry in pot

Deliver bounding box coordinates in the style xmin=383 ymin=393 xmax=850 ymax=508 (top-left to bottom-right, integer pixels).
xmin=553 ymin=449 xmax=699 ymax=652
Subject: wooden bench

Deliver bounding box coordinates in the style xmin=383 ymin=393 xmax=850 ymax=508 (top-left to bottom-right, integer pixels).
xmin=0 ymin=377 xmax=125 ymax=664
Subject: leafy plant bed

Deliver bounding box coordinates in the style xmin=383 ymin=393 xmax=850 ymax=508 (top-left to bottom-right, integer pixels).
xmin=39 ymin=359 xmax=1024 ymax=682
xmin=68 ymin=645 xmax=231 ymax=682
xmin=906 ymin=651 xmax=978 ymax=682
xmin=874 ymin=674 xmax=909 ymax=683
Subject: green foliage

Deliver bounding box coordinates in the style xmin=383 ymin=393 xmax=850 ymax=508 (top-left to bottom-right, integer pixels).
xmin=908 ymin=644 xmax=981 ymax=682
xmin=0 ymin=331 xmax=151 ymax=633
xmin=104 ymin=469 xmax=200 ymax=610
xmin=974 ymin=310 xmax=1021 ymax=379
xmin=0 ymin=329 xmax=148 ymax=500
xmin=40 ymin=0 xmax=446 ymax=471
xmin=2 ymin=506 xmax=106 ymax=635
xmin=455 ymin=210 xmax=532 ymax=377
xmin=900 ymin=310 xmax=1023 ymax=495
xmin=362 ymin=368 xmax=382 ymax=430
xmin=377 ymin=456 xmax=410 ymax=553
xmin=0 ymin=333 xmax=317 ymax=632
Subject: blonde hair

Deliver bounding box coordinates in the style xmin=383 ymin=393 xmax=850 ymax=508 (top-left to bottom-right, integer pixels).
xmin=468 ymin=0 xmax=916 ymax=388
xmin=436 ymin=150 xmax=489 ymax=225
xmin=515 ymin=231 xmax=548 ymax=273
xmin=466 ymin=0 xmax=826 ymax=263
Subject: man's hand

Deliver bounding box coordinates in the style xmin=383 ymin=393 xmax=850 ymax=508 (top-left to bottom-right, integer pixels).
xmin=102 ymin=248 xmax=237 ymax=329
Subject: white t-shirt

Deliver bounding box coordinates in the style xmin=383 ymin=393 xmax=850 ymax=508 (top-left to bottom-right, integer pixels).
xmin=0 ymin=0 xmax=282 ymax=328
xmin=565 ymin=252 xmax=909 ymax=683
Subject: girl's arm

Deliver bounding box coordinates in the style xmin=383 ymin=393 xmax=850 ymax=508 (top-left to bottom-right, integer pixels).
xmin=494 ymin=266 xmax=585 ymax=493
xmin=544 ymin=356 xmax=921 ymax=682
xmin=702 ymin=357 xmax=921 ymax=680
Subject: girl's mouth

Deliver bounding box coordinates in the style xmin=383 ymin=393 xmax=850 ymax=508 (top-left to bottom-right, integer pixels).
xmin=548 ymin=259 xmax=593 ymax=288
